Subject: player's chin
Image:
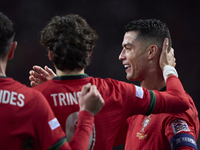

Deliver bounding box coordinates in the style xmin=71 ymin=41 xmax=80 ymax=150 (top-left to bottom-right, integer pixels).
xmin=127 ymin=72 xmax=137 ymax=81
xmin=126 ymin=74 xmax=132 ymax=81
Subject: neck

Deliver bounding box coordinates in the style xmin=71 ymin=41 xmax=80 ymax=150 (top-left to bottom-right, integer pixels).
xmin=0 ymin=58 xmax=7 ymax=77
xmin=140 ymin=65 xmax=166 ymax=90
xmin=56 ymin=68 xmax=85 ymax=76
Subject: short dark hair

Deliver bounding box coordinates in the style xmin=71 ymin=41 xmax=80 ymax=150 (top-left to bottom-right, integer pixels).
xmin=125 ymin=19 xmax=171 ymax=51
xmin=40 ymin=14 xmax=98 ymax=71
xmin=0 ymin=12 xmax=15 ymax=58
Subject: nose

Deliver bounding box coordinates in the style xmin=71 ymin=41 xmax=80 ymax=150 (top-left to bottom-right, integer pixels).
xmin=119 ymin=49 xmax=125 ymax=60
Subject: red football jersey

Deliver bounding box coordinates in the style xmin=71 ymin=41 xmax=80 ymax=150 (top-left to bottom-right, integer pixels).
xmin=115 ymin=87 xmax=199 ymax=150
xmin=33 ymin=74 xmax=189 ymax=150
xmin=0 ymin=77 xmax=94 ymax=150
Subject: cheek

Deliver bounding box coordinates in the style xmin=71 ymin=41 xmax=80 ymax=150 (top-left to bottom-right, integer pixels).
xmin=129 ymin=55 xmax=138 ymax=67
xmin=127 ymin=51 xmax=136 ymax=62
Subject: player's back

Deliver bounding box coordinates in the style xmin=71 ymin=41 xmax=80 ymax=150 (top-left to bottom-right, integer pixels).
xmin=0 ymin=77 xmax=37 ymax=149
xmin=0 ymin=77 xmax=66 ymax=150
xmin=33 ymin=74 xmax=151 ymax=150
xmin=33 ymin=74 xmax=191 ymax=150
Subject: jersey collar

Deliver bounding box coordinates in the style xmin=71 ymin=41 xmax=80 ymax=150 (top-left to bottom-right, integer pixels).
xmin=53 ymin=74 xmax=90 ymax=80
xmin=0 ymin=75 xmax=8 ymax=78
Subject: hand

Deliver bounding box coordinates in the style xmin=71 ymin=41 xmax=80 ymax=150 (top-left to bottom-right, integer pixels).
xmin=29 ymin=65 xmax=56 ymax=87
xmin=159 ymin=38 xmax=176 ymax=70
xmin=79 ymin=83 xmax=104 ymax=116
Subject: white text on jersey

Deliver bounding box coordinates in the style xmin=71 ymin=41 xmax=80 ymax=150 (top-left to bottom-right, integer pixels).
xmin=51 ymin=92 xmax=81 ymax=106
xmin=0 ymin=90 xmax=24 ymax=107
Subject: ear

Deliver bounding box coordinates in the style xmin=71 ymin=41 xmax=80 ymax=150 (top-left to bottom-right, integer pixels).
xmin=48 ymin=50 xmax=54 ymax=60
xmin=8 ymin=41 xmax=17 ymax=60
xmin=147 ymin=45 xmax=158 ymax=60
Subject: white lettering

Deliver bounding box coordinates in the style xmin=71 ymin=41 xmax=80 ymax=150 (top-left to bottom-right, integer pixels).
xmin=182 ymin=137 xmax=196 ymax=145
xmin=58 ymin=93 xmax=67 ymax=106
xmin=0 ymin=90 xmax=24 ymax=107
xmin=66 ymin=93 xmax=70 ymax=105
xmin=0 ymin=90 xmax=3 ymax=102
xmin=2 ymin=90 xmax=10 ymax=104
xmin=17 ymin=94 xmax=24 ymax=107
xmin=69 ymin=92 xmax=78 ymax=105
xmin=51 ymin=94 xmax=58 ymax=106
xmin=10 ymin=91 xmax=17 ymax=105
xmin=175 ymin=137 xmax=196 ymax=146
xmin=50 ymin=92 xmax=80 ymax=106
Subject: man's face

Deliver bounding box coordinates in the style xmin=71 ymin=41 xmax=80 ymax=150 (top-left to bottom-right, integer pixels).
xmin=119 ymin=31 xmax=148 ymax=82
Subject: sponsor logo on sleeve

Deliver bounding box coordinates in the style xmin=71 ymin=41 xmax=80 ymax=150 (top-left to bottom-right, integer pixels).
xmin=172 ymin=119 xmax=190 ymax=135
xmin=135 ymin=85 xmax=144 ymax=99
xmin=48 ymin=118 xmax=60 ymax=130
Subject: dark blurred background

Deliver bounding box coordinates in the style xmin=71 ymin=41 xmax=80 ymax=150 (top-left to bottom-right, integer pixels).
xmin=1 ymin=0 xmax=200 ymax=147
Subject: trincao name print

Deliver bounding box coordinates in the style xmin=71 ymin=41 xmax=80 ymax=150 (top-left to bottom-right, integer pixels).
xmin=50 ymin=91 xmax=81 ymax=106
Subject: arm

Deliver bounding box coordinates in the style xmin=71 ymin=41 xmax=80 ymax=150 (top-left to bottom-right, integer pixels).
xmin=145 ymin=38 xmax=189 ymax=114
xmin=150 ymin=75 xmax=189 ymax=114
xmin=59 ymin=83 xmax=104 ymax=150
xmin=58 ymin=111 xmax=95 ymax=150
xmin=166 ymin=118 xmax=198 ymax=150
xmin=30 ymin=39 xmax=188 ymax=115
xmin=34 ymin=83 xmax=104 ymax=150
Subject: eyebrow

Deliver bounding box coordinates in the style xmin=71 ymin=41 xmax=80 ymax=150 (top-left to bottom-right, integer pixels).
xmin=123 ymin=43 xmax=133 ymax=47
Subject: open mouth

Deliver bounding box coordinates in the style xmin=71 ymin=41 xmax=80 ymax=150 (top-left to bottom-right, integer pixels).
xmin=124 ymin=65 xmax=131 ymax=72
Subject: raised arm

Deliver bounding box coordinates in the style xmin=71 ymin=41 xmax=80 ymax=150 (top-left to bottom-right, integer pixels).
xmin=78 ymin=83 xmax=104 ymax=116
xmin=58 ymin=83 xmax=104 ymax=150
xmin=146 ymin=38 xmax=189 ymax=114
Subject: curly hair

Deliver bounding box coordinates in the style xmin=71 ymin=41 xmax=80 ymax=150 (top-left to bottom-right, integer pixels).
xmin=0 ymin=12 xmax=15 ymax=58
xmin=40 ymin=14 xmax=98 ymax=71
xmin=125 ymin=19 xmax=171 ymax=51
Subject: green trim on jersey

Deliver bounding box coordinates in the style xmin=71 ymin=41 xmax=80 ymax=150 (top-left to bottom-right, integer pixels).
xmin=145 ymin=90 xmax=156 ymax=115
xmin=22 ymin=137 xmax=33 ymax=150
xmin=49 ymin=137 xmax=67 ymax=150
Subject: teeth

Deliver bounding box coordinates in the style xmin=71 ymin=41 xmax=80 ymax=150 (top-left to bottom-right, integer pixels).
xmin=124 ymin=65 xmax=130 ymax=68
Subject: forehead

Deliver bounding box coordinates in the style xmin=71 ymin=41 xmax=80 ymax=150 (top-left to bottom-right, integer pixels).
xmin=122 ymin=31 xmax=138 ymax=45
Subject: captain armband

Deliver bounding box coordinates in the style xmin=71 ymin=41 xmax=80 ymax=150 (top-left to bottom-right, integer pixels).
xmin=163 ymin=65 xmax=178 ymax=82
xmin=170 ymin=133 xmax=197 ymax=150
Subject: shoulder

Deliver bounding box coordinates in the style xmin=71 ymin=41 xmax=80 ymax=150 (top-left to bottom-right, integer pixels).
xmin=33 ymin=80 xmax=53 ymax=91
xmin=91 ymin=77 xmax=135 ymax=89
xmin=7 ymin=78 xmax=43 ymax=96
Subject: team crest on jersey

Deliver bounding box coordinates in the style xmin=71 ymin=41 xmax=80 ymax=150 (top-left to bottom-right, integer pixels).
xmin=135 ymin=85 xmax=144 ymax=99
xmin=136 ymin=132 xmax=147 ymax=140
xmin=172 ymin=119 xmax=190 ymax=134
xmin=140 ymin=115 xmax=152 ymax=132
xmin=136 ymin=115 xmax=152 ymax=140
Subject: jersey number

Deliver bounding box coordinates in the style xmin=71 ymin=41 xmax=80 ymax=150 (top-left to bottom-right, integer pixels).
xmin=65 ymin=112 xmax=96 ymax=150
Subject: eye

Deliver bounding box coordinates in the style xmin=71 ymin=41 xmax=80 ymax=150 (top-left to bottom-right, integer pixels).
xmin=125 ymin=46 xmax=131 ymax=51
